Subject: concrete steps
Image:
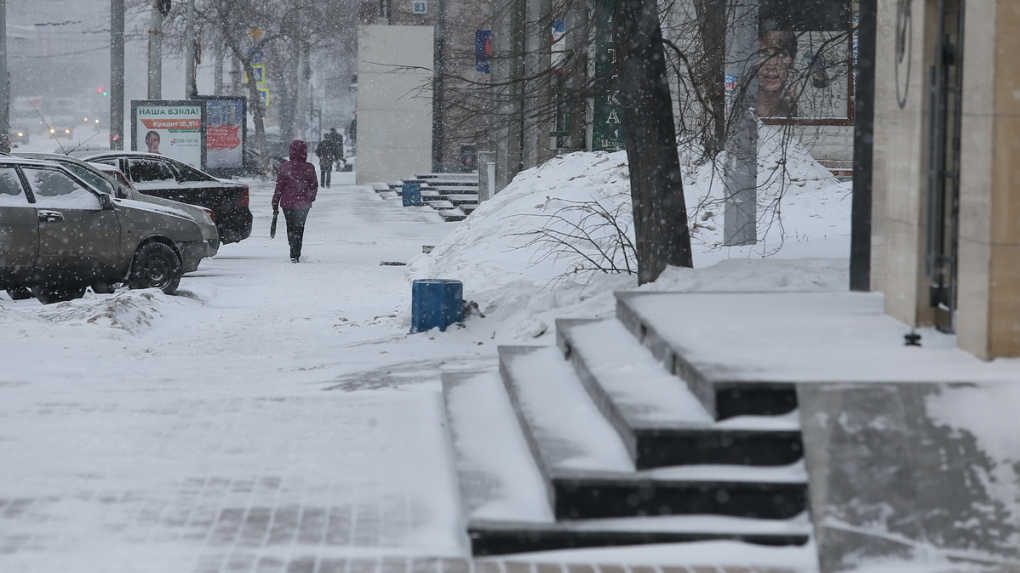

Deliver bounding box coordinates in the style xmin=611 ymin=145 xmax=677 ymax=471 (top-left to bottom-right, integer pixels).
xmin=442 ymin=292 xmax=813 ymax=556
xmin=556 ymin=319 xmax=805 ymax=469
xmin=376 ymin=173 xmax=479 ymax=222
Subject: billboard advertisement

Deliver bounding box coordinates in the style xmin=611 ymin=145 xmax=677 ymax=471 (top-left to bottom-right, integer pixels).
xmin=131 ymin=100 xmax=206 ymax=168
xmin=757 ymin=0 xmax=853 ymax=125
xmin=197 ymin=96 xmax=246 ymax=175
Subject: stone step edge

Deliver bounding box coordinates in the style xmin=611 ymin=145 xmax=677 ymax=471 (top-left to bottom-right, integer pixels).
xmin=497 ymin=346 xmax=806 ymax=487
xmin=556 ymin=318 xmax=801 ymax=466
xmin=615 ymin=292 xmax=798 ymax=419
xmin=469 ymin=513 xmax=813 ymax=535
xmin=467 ymin=517 xmax=807 ymax=554
xmin=441 ymin=370 xmax=556 ymax=525
xmin=467 ymin=518 xmax=812 ymax=557
xmin=557 ymin=319 xmax=804 ymax=435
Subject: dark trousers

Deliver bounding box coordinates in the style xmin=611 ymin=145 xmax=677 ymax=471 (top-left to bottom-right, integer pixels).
xmin=320 ymin=163 xmax=331 ymax=187
xmin=283 ymin=208 xmax=310 ymax=260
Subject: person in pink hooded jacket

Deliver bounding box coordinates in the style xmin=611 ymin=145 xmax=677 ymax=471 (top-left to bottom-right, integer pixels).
xmin=272 ymin=140 xmax=319 ymax=262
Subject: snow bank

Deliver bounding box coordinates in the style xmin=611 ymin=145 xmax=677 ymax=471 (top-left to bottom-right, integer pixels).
xmin=407 ymin=125 xmax=850 ymax=341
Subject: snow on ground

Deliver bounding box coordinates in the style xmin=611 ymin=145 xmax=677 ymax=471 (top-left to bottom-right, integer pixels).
xmin=1 ymin=126 xmax=1001 ymax=573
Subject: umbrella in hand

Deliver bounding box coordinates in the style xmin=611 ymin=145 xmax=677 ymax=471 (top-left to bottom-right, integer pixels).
xmin=270 ymin=210 xmax=278 ymax=238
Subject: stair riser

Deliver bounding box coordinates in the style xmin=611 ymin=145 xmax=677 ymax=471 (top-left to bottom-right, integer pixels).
xmin=716 ymin=386 xmax=798 ymax=419
xmin=634 ymin=431 xmax=804 ymax=469
xmin=553 ymin=480 xmax=807 ymax=520
xmin=469 ymin=529 xmax=810 ymax=556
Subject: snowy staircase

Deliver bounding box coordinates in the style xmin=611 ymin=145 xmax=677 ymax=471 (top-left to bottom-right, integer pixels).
xmin=441 ymin=292 xmax=812 ymax=556
xmin=379 ymin=173 xmax=479 ymax=221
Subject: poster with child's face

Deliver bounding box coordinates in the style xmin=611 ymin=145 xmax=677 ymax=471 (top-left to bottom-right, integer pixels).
xmin=756 ymin=0 xmax=853 ymax=125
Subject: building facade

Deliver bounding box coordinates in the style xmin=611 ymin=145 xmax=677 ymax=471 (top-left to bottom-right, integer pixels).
xmin=872 ymin=0 xmax=1020 ymax=359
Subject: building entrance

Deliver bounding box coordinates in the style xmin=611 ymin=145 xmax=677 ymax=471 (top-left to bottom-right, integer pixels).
xmin=925 ymin=0 xmax=965 ymax=333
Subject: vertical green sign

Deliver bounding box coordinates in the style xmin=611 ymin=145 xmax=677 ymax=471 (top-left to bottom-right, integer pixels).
xmin=592 ymin=0 xmax=624 ymax=152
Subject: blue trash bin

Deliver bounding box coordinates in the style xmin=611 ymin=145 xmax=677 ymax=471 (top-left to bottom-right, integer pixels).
xmin=411 ymin=279 xmax=464 ymax=333
xmin=402 ymin=182 xmax=422 ymax=206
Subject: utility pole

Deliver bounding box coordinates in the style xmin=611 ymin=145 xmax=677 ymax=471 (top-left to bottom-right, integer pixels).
xmin=111 ymin=0 xmax=125 ymax=149
xmin=723 ymin=0 xmax=759 ymax=246
xmin=148 ymin=0 xmax=171 ymax=99
xmin=185 ymin=0 xmax=196 ymax=98
xmin=850 ymin=0 xmax=876 ymax=291
xmin=296 ymin=43 xmax=308 ymax=139
xmin=0 ymin=0 xmax=10 ymax=154
xmin=214 ymin=41 xmax=224 ymax=96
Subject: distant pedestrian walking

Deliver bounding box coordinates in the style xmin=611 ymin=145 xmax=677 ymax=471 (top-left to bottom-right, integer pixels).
xmin=272 ymin=140 xmax=318 ymax=263
xmin=315 ymin=137 xmax=334 ymax=188
xmin=325 ymin=128 xmax=345 ymax=172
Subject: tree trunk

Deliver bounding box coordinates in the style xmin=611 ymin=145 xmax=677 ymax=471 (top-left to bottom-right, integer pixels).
xmin=613 ymin=0 xmax=694 ymax=284
xmin=236 ymin=54 xmax=270 ymax=176
xmin=693 ymin=0 xmax=726 ymax=158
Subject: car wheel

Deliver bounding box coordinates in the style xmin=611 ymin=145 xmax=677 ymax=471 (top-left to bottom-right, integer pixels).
xmin=32 ymin=283 xmax=86 ymax=304
xmin=5 ymin=286 xmax=32 ymax=300
xmin=128 ymin=242 xmax=182 ymax=295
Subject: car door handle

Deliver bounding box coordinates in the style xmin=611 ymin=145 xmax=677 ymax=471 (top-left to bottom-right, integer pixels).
xmin=38 ymin=210 xmax=64 ymax=223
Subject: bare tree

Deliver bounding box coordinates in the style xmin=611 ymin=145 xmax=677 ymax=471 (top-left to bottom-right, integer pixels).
xmin=154 ymin=0 xmax=361 ymax=174
xmin=612 ymin=0 xmax=694 ymax=282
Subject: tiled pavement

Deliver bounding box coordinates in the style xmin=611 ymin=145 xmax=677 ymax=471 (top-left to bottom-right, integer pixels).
xmin=0 ymin=389 xmax=463 ymax=573
xmin=0 ymin=390 xmax=800 ymax=573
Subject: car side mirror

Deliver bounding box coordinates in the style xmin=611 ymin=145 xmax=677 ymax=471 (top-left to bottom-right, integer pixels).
xmin=98 ymin=193 xmax=114 ymax=210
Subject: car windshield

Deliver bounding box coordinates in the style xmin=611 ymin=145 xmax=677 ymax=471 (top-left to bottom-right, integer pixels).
xmin=170 ymin=161 xmax=215 ymax=183
xmin=0 ymin=167 xmax=25 ymax=203
xmin=59 ymin=162 xmax=116 ymax=195
xmin=22 ymin=167 xmax=101 ymax=209
xmin=128 ymin=159 xmax=176 ymax=183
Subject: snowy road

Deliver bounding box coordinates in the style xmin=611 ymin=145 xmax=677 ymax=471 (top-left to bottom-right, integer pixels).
xmin=0 ymin=174 xmax=494 ymax=572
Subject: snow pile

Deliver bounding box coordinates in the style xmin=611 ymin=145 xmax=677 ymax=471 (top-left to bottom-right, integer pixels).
xmin=407 ymin=124 xmax=850 ymax=341
xmin=405 ymin=150 xmax=635 ymax=330
xmin=35 ymin=288 xmax=190 ymax=335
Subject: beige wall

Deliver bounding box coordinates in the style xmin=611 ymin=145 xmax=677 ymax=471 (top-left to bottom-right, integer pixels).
xmin=957 ymin=0 xmax=1020 ymax=358
xmin=874 ymin=0 xmax=1020 ymax=358
xmin=355 ymin=25 xmax=434 ymax=185
xmin=871 ymin=0 xmax=934 ymax=326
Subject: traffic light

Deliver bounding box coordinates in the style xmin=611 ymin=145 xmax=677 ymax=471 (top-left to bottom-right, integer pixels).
xmin=97 ymin=86 xmax=108 ymax=96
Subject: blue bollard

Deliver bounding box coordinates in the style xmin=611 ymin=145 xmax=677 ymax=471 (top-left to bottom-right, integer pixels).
xmin=402 ymin=182 xmax=422 ymax=206
xmin=411 ymin=279 xmax=464 ymax=333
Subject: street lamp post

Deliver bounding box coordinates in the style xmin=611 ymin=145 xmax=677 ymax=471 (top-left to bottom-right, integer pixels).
xmin=185 ymin=0 xmax=196 ymax=98
xmin=111 ymin=0 xmax=125 ymax=149
xmin=0 ymin=0 xmax=10 ymax=153
xmin=148 ymin=0 xmax=171 ymax=99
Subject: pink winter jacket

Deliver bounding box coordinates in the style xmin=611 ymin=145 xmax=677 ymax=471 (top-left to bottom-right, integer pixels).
xmin=272 ymin=140 xmax=319 ymax=210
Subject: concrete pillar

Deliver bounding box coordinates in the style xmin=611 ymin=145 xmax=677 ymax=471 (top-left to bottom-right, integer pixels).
xmin=871 ymin=0 xmax=934 ymax=327
xmin=956 ymin=0 xmax=1020 ymax=358
xmin=522 ymin=0 xmax=554 ymax=169
xmin=491 ymin=0 xmax=525 ymax=189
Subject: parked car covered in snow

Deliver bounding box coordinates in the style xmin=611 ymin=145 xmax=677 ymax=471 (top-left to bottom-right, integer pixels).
xmin=14 ymin=152 xmax=220 ymax=266
xmin=71 ymin=151 xmax=253 ymax=244
xmin=0 ymin=156 xmax=206 ymax=303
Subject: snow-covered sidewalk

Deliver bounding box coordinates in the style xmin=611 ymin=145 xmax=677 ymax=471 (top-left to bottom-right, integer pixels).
xmin=0 ymin=173 xmax=482 ymax=571
xmin=1 ymin=169 xmax=833 ymax=573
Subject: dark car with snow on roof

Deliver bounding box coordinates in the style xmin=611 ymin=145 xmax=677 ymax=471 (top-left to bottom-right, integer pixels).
xmin=70 ymin=151 xmax=253 ymax=244
xmin=0 ymin=156 xmax=205 ymax=304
